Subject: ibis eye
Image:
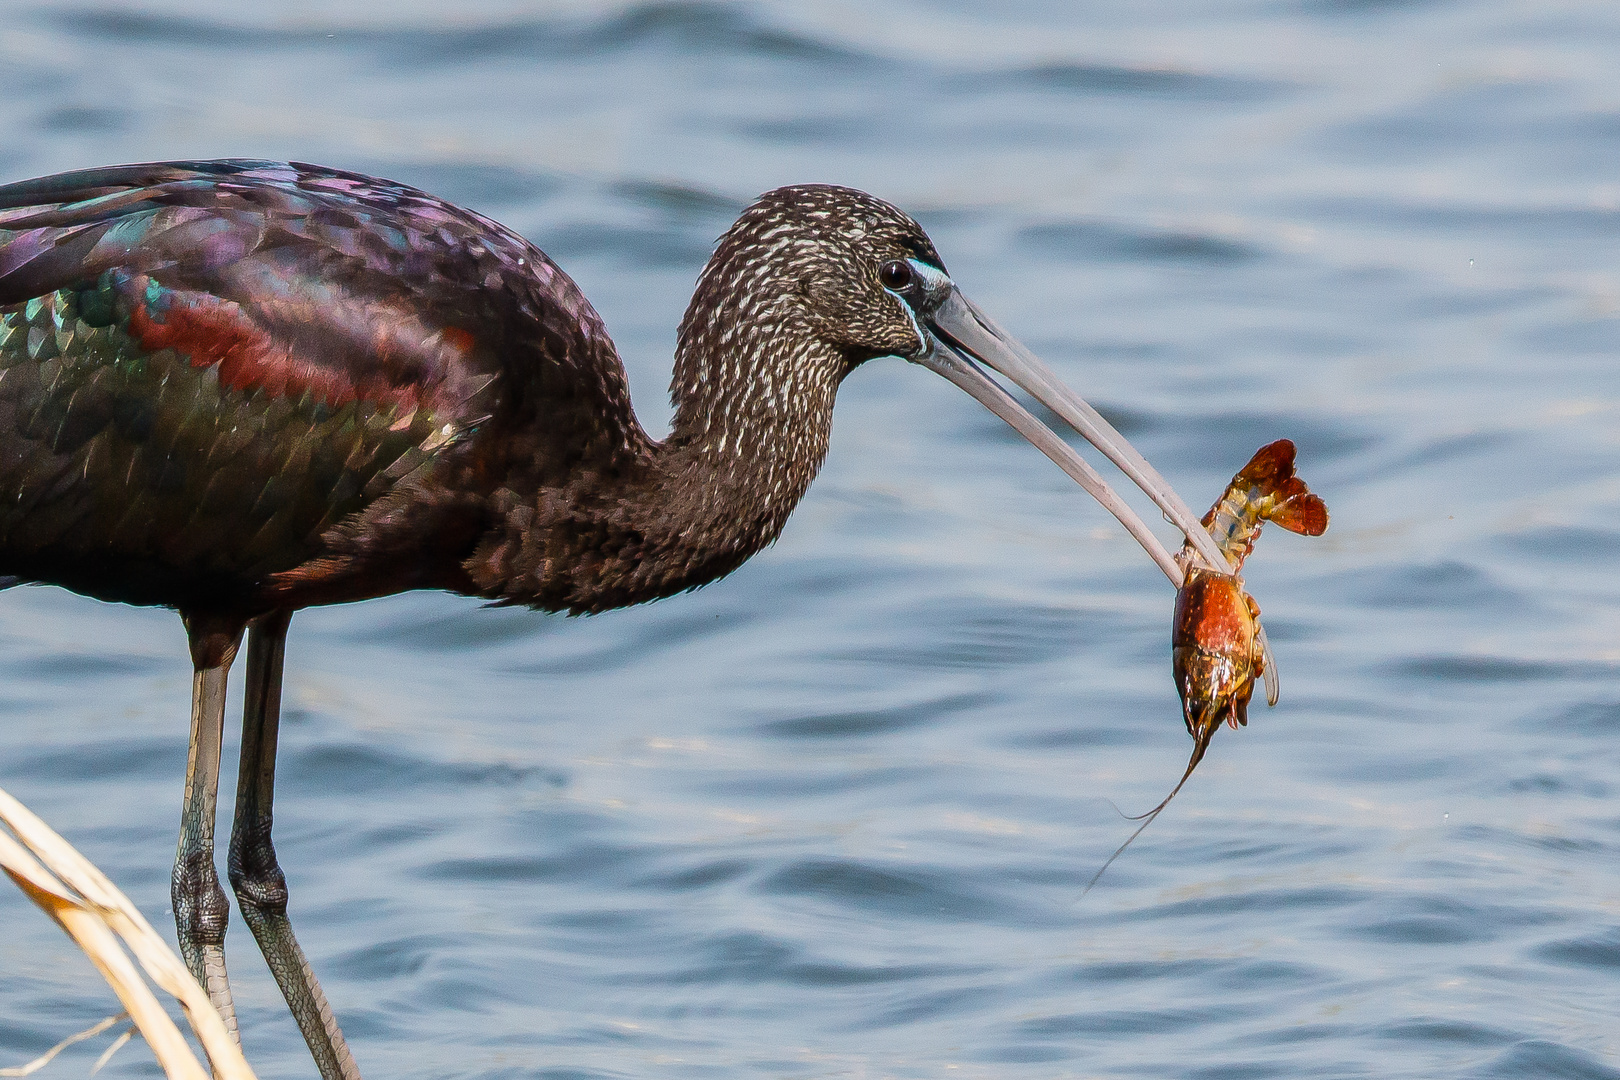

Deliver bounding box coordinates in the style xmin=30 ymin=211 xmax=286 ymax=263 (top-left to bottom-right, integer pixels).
xmin=878 ymin=260 xmax=913 ymax=290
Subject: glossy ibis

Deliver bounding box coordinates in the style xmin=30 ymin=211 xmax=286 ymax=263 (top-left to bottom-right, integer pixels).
xmin=0 ymin=160 xmax=1228 ymax=1079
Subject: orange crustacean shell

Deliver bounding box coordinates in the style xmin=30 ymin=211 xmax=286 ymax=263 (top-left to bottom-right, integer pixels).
xmin=1171 ymin=565 xmax=1263 ymax=741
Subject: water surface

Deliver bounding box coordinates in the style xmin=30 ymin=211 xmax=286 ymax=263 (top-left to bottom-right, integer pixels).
xmin=3 ymin=2 xmax=1619 ymax=1077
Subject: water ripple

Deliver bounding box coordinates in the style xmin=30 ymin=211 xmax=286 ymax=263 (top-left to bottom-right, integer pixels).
xmin=6 ymin=1 xmax=1620 ymax=1077
xmin=989 ymin=61 xmax=1291 ymax=103
xmin=60 ymin=3 xmax=873 ymax=67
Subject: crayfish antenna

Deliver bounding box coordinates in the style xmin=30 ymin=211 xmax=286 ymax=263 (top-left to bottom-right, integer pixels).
xmin=1079 ymin=732 xmax=1212 ymax=899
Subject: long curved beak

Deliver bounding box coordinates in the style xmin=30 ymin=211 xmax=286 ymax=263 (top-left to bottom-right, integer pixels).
xmin=910 ymin=284 xmax=1234 ymax=586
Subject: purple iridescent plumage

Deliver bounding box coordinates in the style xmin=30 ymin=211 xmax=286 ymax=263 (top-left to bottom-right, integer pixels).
xmin=0 ymin=160 xmax=660 ymax=611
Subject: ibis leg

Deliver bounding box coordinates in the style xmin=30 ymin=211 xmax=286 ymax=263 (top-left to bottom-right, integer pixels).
xmin=175 ymin=612 xmax=247 ymax=1037
xmin=227 ymin=610 xmax=362 ymax=1080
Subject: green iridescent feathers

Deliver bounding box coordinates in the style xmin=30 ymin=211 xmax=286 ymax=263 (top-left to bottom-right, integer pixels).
xmin=0 ymin=284 xmax=451 ymax=582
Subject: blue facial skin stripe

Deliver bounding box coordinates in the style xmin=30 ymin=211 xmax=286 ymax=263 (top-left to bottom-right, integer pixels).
xmin=884 ymin=258 xmax=953 ymax=357
xmin=907 ymin=259 xmax=950 ymax=294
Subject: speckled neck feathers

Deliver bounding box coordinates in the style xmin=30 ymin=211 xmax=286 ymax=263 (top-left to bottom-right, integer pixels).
xmin=470 ymin=185 xmax=935 ymax=613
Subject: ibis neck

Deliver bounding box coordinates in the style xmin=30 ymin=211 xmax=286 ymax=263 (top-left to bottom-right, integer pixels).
xmin=608 ymin=326 xmax=847 ymax=605
xmin=665 ymin=315 xmax=846 ymax=503
xmin=473 ymin=323 xmax=849 ymax=614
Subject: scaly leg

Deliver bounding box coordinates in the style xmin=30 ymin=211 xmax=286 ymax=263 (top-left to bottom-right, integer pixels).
xmin=228 ymin=610 xmax=362 ymax=1080
xmin=175 ymin=612 xmax=247 ymax=1037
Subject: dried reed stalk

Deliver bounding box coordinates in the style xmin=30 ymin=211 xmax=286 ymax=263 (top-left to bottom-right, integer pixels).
xmin=0 ymin=785 xmax=257 ymax=1080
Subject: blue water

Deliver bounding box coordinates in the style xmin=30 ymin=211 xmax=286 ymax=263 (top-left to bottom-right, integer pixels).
xmin=3 ymin=1 xmax=1620 ymax=1077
